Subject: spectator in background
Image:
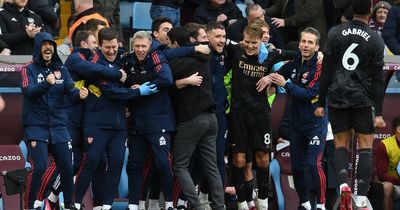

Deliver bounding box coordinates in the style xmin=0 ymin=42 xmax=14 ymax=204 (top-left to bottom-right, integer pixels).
xmin=93 ymin=0 xmax=124 ymax=46
xmin=181 ymin=0 xmax=202 ymax=25
xmin=370 ymin=1 xmax=391 ymax=35
xmin=383 ymin=0 xmax=400 ymax=81
xmin=0 ymin=0 xmax=43 ymax=55
xmin=57 ymin=14 xmax=77 ymax=56
xmin=0 ymin=38 xmax=11 ymax=55
xmin=265 ymin=0 xmax=327 ymax=48
xmin=324 ymin=0 xmax=351 ymax=29
xmin=227 ymin=3 xmax=284 ymax=48
xmin=376 ymin=115 xmax=400 ymax=210
xmin=374 ymin=0 xmax=393 ymax=5
xmin=151 ymin=0 xmax=183 ymax=27
xmin=68 ymin=0 xmax=109 ymax=47
xmin=193 ymin=0 xmax=243 ymax=27
xmin=243 ymin=0 xmax=274 ymax=9
xmin=27 ymin=0 xmax=60 ymax=38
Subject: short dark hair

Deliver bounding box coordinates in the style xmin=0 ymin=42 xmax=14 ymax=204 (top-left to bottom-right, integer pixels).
xmin=167 ymin=27 xmax=191 ymax=47
xmin=300 ymin=27 xmax=321 ymax=45
xmin=185 ymin=22 xmax=206 ymax=40
xmin=98 ymin=27 xmax=118 ymax=46
xmin=205 ymin=21 xmax=225 ymax=33
xmin=151 ymin=17 xmax=173 ymax=33
xmin=84 ymin=19 xmax=107 ymax=33
xmin=75 ymin=31 xmax=95 ymax=47
xmin=392 ymin=115 xmax=400 ymax=131
xmin=352 ymin=0 xmax=372 ymax=15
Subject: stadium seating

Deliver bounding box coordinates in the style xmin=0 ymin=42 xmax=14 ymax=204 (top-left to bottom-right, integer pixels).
xmin=0 ymin=145 xmax=29 ymax=210
xmin=236 ymin=3 xmax=247 ymax=17
xmin=120 ymin=1 xmax=134 ymax=29
xmin=270 ymin=141 xmax=299 ymax=210
xmin=132 ymin=2 xmax=153 ymax=30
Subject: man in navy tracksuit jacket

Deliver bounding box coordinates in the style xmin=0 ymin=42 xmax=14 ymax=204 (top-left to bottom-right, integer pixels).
xmin=21 ymin=32 xmax=87 ymax=210
xmin=36 ymin=31 xmax=126 ymax=208
xmin=269 ymin=27 xmax=328 ymax=210
xmin=123 ymin=30 xmax=175 ymax=210
xmin=73 ymin=28 xmax=157 ymax=210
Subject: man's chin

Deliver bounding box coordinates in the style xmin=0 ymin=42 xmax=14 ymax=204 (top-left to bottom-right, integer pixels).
xmin=106 ymin=56 xmax=116 ymax=62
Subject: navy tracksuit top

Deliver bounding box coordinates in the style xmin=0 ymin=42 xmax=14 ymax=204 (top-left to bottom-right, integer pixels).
xmin=123 ymin=46 xmax=176 ymax=135
xmin=21 ymin=32 xmax=80 ymax=143
xmin=278 ymin=53 xmax=328 ymax=133
xmin=209 ymin=51 xmax=228 ymax=115
xmin=64 ymin=48 xmax=122 ymax=128
xmin=82 ymin=49 xmax=141 ymax=130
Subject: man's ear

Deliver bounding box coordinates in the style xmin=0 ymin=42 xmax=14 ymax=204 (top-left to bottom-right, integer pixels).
xmin=396 ymin=126 xmax=400 ymax=135
xmin=172 ymin=41 xmax=179 ymax=48
xmin=153 ymin=30 xmax=159 ymax=39
xmin=190 ymin=37 xmax=196 ymax=43
xmin=80 ymin=41 xmax=87 ymax=48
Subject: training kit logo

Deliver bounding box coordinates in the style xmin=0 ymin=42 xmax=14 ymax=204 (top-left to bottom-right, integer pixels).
xmin=37 ymin=73 xmax=44 ymax=83
xmin=54 ymin=70 xmax=61 ymax=79
xmin=159 ymin=136 xmax=166 ymax=146
xmin=309 ymin=136 xmax=320 ymax=145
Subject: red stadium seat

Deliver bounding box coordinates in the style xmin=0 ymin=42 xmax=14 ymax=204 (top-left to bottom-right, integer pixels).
xmin=0 ymin=145 xmax=27 ymax=210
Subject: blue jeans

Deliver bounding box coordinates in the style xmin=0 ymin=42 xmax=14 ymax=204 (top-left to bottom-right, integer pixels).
xmin=150 ymin=5 xmax=180 ymax=27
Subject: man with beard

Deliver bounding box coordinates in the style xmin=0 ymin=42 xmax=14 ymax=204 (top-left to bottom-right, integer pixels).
xmin=73 ymin=28 xmax=158 ymax=210
xmin=168 ymin=26 xmax=225 ymax=210
xmin=37 ymin=30 xmax=127 ymax=210
xmin=21 ymin=32 xmax=88 ymax=210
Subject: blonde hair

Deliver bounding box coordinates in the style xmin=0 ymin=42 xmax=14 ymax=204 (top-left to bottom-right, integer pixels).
xmin=243 ymin=24 xmax=263 ymax=39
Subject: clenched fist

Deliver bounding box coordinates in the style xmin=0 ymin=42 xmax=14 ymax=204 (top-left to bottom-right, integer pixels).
xmin=195 ymin=44 xmax=210 ymax=55
xmin=46 ymin=73 xmax=56 ymax=85
xmin=119 ymin=69 xmax=127 ymax=83
xmin=79 ymin=87 xmax=89 ymax=99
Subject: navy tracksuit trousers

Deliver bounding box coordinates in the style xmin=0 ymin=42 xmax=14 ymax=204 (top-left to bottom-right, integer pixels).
xmin=25 ymin=140 xmax=73 ymax=209
xmin=290 ymin=126 xmax=327 ymax=205
xmin=127 ymin=132 xmax=174 ymax=205
xmin=74 ymin=127 xmax=126 ymax=205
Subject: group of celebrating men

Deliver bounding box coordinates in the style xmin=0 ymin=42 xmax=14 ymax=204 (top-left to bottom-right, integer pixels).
xmin=20 ymin=0 xmax=387 ymax=210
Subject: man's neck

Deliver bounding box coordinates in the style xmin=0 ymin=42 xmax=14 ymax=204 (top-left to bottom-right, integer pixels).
xmin=353 ymin=14 xmax=370 ymax=25
xmin=78 ymin=5 xmax=93 ymax=14
xmin=301 ymin=53 xmax=315 ymax=63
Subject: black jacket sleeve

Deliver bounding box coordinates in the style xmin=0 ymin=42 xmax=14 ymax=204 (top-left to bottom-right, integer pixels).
xmin=0 ymin=38 xmax=8 ymax=52
xmin=27 ymin=0 xmax=58 ymax=24
xmin=371 ymin=40 xmax=385 ymax=116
